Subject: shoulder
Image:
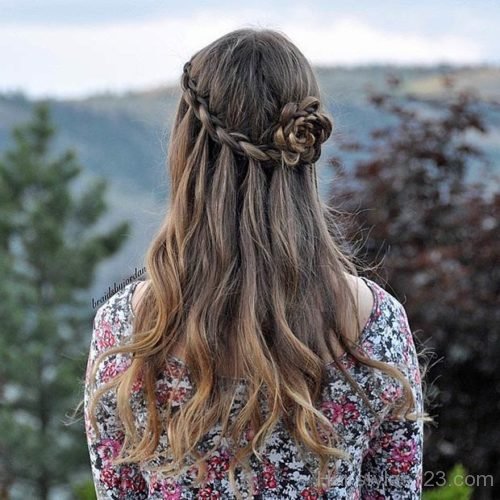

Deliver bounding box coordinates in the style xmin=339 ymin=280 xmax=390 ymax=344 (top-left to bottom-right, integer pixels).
xmin=91 ymin=281 xmax=140 ymax=349
xmin=131 ymin=279 xmax=150 ymax=316
xmin=355 ymin=278 xmax=417 ymax=367
xmin=343 ymin=272 xmax=375 ymax=333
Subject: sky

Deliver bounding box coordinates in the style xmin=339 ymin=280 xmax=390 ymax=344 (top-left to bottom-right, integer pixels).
xmin=1 ymin=0 xmax=499 ymax=99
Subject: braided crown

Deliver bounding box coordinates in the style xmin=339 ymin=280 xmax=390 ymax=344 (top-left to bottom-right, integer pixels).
xmin=181 ymin=61 xmax=332 ymax=168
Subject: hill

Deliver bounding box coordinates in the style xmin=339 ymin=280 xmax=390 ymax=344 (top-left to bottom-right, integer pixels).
xmin=1 ymin=64 xmax=498 ymax=304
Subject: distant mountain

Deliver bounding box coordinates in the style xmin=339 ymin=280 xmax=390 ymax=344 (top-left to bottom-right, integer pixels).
xmin=1 ymin=65 xmax=498 ymax=305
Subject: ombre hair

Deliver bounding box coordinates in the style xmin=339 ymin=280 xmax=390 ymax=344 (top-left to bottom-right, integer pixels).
xmin=87 ymin=28 xmax=420 ymax=496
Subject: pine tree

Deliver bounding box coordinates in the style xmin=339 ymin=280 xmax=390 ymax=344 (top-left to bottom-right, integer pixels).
xmin=0 ymin=102 xmax=129 ymax=499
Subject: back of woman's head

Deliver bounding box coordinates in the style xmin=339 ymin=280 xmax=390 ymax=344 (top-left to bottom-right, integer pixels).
xmin=87 ymin=28 xmax=417 ymax=497
xmin=170 ymin=29 xmax=331 ymax=175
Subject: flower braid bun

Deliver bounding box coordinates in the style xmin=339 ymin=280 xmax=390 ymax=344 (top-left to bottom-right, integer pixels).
xmin=181 ymin=61 xmax=333 ymax=168
xmin=273 ymin=96 xmax=333 ymax=167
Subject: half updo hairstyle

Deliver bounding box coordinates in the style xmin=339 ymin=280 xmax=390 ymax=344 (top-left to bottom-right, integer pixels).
xmin=86 ymin=28 xmax=419 ymax=497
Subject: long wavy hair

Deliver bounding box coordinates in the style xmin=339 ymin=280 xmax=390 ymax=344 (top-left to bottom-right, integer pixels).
xmin=87 ymin=28 xmax=420 ymax=496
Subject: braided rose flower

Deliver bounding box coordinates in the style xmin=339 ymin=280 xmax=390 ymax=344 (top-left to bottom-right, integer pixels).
xmin=273 ymin=96 xmax=333 ymax=167
xmin=181 ymin=60 xmax=332 ymax=168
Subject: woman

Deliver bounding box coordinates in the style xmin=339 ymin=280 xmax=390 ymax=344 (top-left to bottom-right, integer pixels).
xmin=84 ymin=28 xmax=426 ymax=499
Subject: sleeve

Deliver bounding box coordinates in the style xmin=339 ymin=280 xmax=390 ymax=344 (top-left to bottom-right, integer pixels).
xmin=360 ymin=301 xmax=424 ymax=499
xmin=83 ymin=300 xmax=148 ymax=499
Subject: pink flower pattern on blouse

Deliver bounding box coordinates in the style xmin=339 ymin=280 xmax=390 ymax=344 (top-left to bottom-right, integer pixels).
xmin=84 ymin=277 xmax=424 ymax=498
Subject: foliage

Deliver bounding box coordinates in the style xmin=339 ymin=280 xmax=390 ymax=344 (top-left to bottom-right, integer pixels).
xmin=0 ymin=103 xmax=129 ymax=499
xmin=72 ymin=480 xmax=97 ymax=500
xmin=422 ymin=464 xmax=473 ymax=500
xmin=329 ymin=75 xmax=500 ymax=500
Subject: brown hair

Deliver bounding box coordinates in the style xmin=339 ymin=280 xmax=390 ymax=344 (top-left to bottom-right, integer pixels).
xmin=87 ymin=28 xmax=420 ymax=496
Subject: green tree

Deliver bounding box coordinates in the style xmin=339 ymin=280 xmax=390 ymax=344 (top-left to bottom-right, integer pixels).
xmin=0 ymin=102 xmax=129 ymax=499
xmin=423 ymin=464 xmax=473 ymax=500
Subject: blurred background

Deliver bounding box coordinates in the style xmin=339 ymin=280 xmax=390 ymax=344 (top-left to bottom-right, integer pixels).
xmin=0 ymin=1 xmax=498 ymax=499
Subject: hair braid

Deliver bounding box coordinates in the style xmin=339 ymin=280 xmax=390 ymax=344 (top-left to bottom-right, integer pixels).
xmin=182 ymin=62 xmax=278 ymax=163
xmin=273 ymin=96 xmax=333 ymax=166
xmin=181 ymin=61 xmax=332 ymax=168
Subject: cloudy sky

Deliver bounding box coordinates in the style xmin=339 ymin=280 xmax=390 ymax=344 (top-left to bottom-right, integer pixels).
xmin=1 ymin=0 xmax=499 ymax=98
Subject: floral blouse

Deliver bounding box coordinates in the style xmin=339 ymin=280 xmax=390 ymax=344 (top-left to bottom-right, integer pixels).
xmin=84 ymin=277 xmax=424 ymax=499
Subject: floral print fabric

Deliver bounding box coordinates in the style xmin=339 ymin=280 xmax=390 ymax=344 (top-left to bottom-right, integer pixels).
xmin=84 ymin=277 xmax=424 ymax=499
